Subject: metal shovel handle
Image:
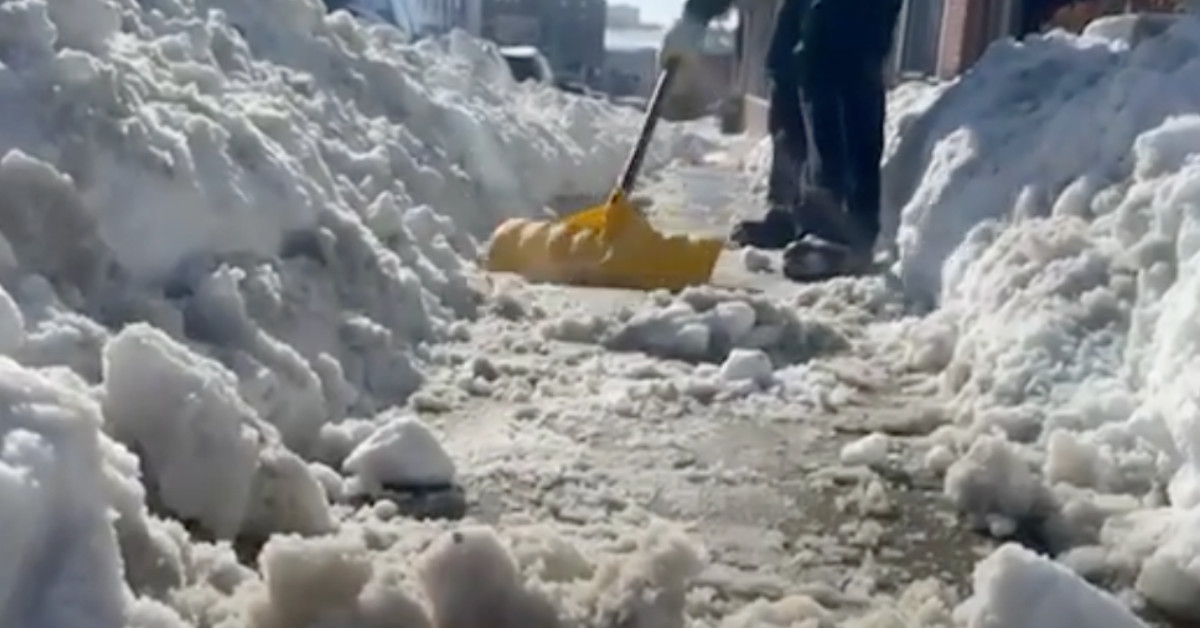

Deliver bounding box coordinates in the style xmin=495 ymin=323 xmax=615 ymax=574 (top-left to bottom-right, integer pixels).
xmin=615 ymin=57 xmax=681 ymax=196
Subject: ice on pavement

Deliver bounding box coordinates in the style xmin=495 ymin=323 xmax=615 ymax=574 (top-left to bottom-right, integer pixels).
xmin=8 ymin=0 xmax=1200 ymax=623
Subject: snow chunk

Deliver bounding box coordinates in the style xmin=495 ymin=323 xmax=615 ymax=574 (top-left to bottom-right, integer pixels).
xmin=925 ymin=445 xmax=957 ymax=475
xmin=243 ymin=533 xmax=432 ymax=628
xmin=740 ymin=247 xmax=773 ymax=273
xmin=343 ymin=414 xmax=457 ymax=490
xmin=315 ymin=418 xmax=379 ymax=468
xmin=585 ymin=521 xmax=706 ymax=628
xmin=719 ymin=348 xmax=774 ymax=385
xmin=418 ymin=526 xmax=559 ymax=628
xmin=957 ymin=544 xmax=1147 ymax=628
xmin=242 ymin=445 xmax=335 ymax=537
xmin=1133 ymin=509 xmax=1200 ymax=621
xmin=0 ymin=357 xmax=130 ymax=628
xmin=722 ymin=595 xmax=830 ymax=627
xmin=103 ymin=323 xmax=267 ymax=538
xmin=597 ymin=289 xmax=847 ymax=364
xmin=103 ymin=323 xmax=331 ymax=538
xmin=841 ymin=432 xmax=891 ymax=466
xmin=944 ymin=436 xmax=1057 ymax=538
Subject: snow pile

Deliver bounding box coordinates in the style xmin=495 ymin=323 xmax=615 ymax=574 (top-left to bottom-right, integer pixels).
xmin=883 ymin=13 xmax=1200 ymax=618
xmin=886 ymin=22 xmax=1200 ymax=301
xmin=0 ymin=0 xmax=733 ymax=624
xmin=542 ymin=287 xmax=850 ymax=365
xmin=0 ymin=0 xmax=715 ymax=415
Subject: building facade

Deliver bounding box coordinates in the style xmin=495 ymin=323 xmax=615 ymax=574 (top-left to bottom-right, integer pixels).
xmin=937 ymin=0 xmax=1190 ymax=77
xmin=606 ymin=3 xmax=641 ymax=28
xmin=407 ymin=0 xmax=478 ymax=35
xmin=542 ymin=0 xmax=607 ymax=77
xmin=481 ymin=0 xmax=540 ymax=44
xmin=893 ymin=0 xmax=946 ymax=77
xmin=480 ymin=0 xmax=606 ymax=79
xmin=728 ymin=0 xmax=1191 ymax=136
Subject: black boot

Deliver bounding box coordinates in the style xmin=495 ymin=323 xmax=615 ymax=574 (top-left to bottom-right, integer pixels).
xmin=782 ymin=237 xmax=876 ymax=282
xmin=730 ymin=207 xmax=799 ymax=250
xmin=781 ymin=192 xmax=877 ymax=282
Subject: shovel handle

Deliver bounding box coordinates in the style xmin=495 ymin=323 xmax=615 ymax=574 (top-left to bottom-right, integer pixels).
xmin=615 ymin=57 xmax=680 ymax=197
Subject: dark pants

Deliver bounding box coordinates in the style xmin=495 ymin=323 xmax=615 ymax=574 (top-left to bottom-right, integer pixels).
xmin=761 ymin=61 xmax=885 ymax=250
xmin=759 ymin=0 xmax=894 ymax=251
xmin=796 ymin=59 xmax=886 ymax=248
xmin=766 ymin=78 xmax=806 ymax=209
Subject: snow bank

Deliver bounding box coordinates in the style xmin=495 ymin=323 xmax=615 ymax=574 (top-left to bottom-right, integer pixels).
xmin=884 ymin=13 xmax=1200 ymax=618
xmin=0 ymin=0 xmax=714 ymax=417
xmin=886 ymin=20 xmax=1200 ymax=302
xmin=0 ymin=0 xmax=731 ymax=623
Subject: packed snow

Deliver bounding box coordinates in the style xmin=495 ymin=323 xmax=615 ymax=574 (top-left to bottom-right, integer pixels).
xmin=7 ymin=0 xmax=1200 ymax=624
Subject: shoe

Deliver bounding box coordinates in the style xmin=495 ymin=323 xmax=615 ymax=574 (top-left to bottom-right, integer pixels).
xmin=782 ymin=235 xmax=876 ymax=282
xmin=730 ymin=208 xmax=798 ymax=250
xmin=791 ymin=188 xmax=858 ymax=248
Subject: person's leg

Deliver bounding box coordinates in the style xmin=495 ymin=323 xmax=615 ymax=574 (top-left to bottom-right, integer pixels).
xmin=766 ymin=79 xmax=805 ymax=209
xmin=795 ymin=62 xmax=856 ymax=246
xmin=731 ymin=78 xmax=807 ymax=249
xmin=841 ymin=62 xmax=886 ymax=254
xmin=730 ymin=0 xmax=812 ymax=248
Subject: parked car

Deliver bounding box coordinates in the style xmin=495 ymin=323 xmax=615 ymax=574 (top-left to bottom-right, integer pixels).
xmin=498 ymin=46 xmax=556 ymax=85
xmin=553 ymin=75 xmax=605 ymax=99
xmin=498 ymin=47 xmax=605 ymax=100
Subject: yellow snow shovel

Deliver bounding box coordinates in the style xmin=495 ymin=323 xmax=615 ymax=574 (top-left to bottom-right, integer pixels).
xmin=484 ymin=60 xmax=723 ymax=292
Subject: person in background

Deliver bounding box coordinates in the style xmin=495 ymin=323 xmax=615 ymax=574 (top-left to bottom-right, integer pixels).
xmin=660 ymin=0 xmax=903 ymax=278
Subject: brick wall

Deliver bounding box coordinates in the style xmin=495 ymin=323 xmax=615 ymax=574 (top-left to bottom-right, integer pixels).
xmin=937 ymin=0 xmax=987 ymax=77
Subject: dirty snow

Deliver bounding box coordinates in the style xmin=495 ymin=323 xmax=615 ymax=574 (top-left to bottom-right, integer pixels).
xmin=0 ymin=0 xmax=726 ymax=623
xmin=6 ymin=0 xmax=1200 ymax=625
